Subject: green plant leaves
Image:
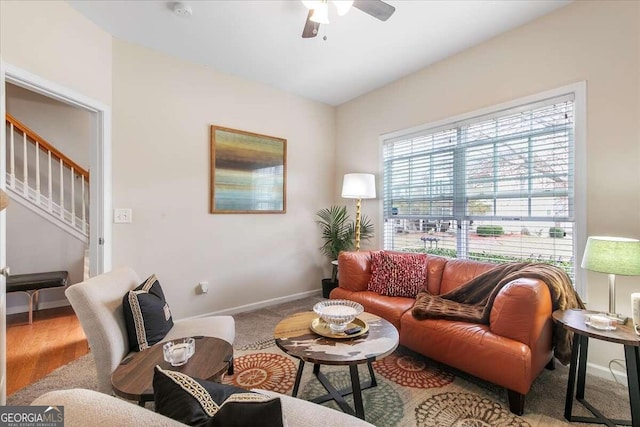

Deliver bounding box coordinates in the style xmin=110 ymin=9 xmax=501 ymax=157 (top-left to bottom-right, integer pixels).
xmin=315 ymin=205 xmax=374 ymax=262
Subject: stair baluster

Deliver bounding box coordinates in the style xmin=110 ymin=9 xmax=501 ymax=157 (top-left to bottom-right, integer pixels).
xmin=9 ymin=121 xmax=16 ymax=188
xmin=22 ymin=131 xmax=28 ymax=198
xmin=47 ymin=151 xmax=53 ymax=212
xmin=4 ymin=114 xmax=89 ymax=242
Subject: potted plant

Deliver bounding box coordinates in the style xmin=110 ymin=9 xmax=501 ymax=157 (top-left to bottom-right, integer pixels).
xmin=316 ymin=205 xmax=374 ymax=297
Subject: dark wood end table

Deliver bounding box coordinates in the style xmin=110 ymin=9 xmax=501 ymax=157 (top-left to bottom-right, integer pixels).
xmin=111 ymin=336 xmax=233 ymax=405
xmin=553 ymin=309 xmax=640 ymax=427
xmin=274 ymin=311 xmax=399 ymax=420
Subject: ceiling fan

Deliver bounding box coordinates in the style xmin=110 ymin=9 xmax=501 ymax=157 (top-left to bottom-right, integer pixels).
xmin=301 ymin=0 xmax=396 ymax=38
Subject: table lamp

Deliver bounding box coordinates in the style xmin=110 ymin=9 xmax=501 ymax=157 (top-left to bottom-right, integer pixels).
xmin=581 ymin=236 xmax=640 ymax=324
xmin=341 ymin=173 xmax=376 ymax=251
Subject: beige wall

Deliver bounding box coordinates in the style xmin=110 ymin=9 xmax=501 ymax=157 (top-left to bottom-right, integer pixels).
xmin=0 ymin=0 xmax=112 ymax=105
xmin=6 ymin=83 xmax=91 ymax=169
xmin=112 ymin=40 xmax=335 ymax=319
xmin=5 ymin=203 xmax=85 ymax=314
xmin=336 ymin=1 xmax=640 ymax=372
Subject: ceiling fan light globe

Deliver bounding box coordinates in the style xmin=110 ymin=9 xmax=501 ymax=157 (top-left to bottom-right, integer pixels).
xmin=310 ymin=3 xmax=330 ymax=24
xmin=301 ymin=0 xmax=321 ymax=10
xmin=333 ymin=0 xmax=354 ymax=16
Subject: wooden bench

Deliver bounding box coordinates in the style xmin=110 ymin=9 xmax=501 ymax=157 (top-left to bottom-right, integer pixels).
xmin=7 ymin=271 xmax=68 ymax=324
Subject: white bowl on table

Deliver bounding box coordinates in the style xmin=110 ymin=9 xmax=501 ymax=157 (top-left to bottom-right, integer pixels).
xmin=313 ymin=300 xmax=364 ymax=333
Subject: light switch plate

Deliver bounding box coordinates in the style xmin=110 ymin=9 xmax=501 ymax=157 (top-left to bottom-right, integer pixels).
xmin=114 ymin=208 xmax=133 ymax=224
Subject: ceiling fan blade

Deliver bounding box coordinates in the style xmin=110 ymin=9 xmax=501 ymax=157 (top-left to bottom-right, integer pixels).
xmin=353 ymin=0 xmax=396 ymax=21
xmin=302 ymin=10 xmax=320 ymax=38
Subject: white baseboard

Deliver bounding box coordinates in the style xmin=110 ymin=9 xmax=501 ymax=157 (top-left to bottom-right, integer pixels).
xmin=185 ymin=289 xmax=322 ymax=320
xmin=586 ymin=361 xmax=627 ymax=383
xmin=6 ymin=298 xmax=70 ymax=315
xmin=7 ymin=291 xmax=321 ymax=318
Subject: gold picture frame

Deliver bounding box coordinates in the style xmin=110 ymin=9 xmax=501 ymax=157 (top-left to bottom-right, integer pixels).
xmin=210 ymin=126 xmax=286 ymax=214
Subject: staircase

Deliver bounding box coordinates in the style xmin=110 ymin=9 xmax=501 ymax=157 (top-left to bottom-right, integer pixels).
xmin=5 ymin=114 xmax=89 ymax=242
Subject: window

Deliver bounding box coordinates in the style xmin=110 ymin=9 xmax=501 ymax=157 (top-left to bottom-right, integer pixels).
xmin=382 ymin=88 xmax=585 ymax=295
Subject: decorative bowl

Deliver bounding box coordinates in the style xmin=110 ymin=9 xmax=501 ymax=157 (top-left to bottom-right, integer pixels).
xmin=313 ymin=300 xmax=364 ymax=333
xmin=163 ymin=337 xmax=195 ymax=367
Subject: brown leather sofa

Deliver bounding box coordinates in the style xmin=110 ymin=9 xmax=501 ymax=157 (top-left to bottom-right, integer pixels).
xmin=332 ymin=251 xmax=555 ymax=415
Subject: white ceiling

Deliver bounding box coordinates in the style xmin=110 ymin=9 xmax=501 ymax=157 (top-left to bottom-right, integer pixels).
xmin=68 ymin=0 xmax=570 ymax=106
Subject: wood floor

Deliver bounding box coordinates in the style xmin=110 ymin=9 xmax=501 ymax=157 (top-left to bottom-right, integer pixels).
xmin=6 ymin=305 xmax=88 ymax=395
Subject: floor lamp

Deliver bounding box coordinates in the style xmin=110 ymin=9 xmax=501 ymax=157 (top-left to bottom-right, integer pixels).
xmin=341 ymin=173 xmax=376 ymax=251
xmin=581 ymin=236 xmax=640 ymax=324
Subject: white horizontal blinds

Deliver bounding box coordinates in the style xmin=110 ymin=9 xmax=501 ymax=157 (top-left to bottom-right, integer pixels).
xmin=383 ymin=128 xmax=455 ymax=217
xmin=464 ymin=97 xmax=573 ymax=220
xmin=463 ymin=97 xmax=575 ymax=271
xmin=383 ymin=93 xmax=576 ymax=278
xmin=383 ymin=128 xmax=457 ymax=253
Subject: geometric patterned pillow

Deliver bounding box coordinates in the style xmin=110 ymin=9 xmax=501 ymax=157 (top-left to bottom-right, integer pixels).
xmin=153 ymin=365 xmax=284 ymax=427
xmin=122 ymin=274 xmax=174 ymax=352
xmin=367 ymin=251 xmax=427 ymax=298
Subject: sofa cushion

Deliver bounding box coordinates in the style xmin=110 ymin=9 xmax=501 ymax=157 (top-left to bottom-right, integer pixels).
xmin=153 ymin=366 xmax=284 ymax=427
xmin=123 ymin=274 xmax=174 ymax=352
xmin=337 ymin=251 xmax=372 ymax=292
xmin=424 ymin=255 xmax=448 ymax=295
xmin=332 ymin=288 xmax=414 ymax=330
xmin=439 ymin=258 xmax=496 ymax=294
xmin=399 ymin=312 xmax=532 ymax=394
xmin=367 ymin=251 xmax=427 ymax=297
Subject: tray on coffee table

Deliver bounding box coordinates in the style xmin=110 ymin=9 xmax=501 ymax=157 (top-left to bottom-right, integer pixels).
xmin=310 ymin=317 xmax=368 ymax=339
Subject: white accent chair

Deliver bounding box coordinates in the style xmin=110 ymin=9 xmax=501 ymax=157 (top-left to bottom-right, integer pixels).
xmin=65 ymin=267 xmax=235 ymax=395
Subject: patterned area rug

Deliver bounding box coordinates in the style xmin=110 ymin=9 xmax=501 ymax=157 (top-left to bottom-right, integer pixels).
xmin=223 ymin=339 xmax=550 ymax=427
xmin=7 ymin=293 xmax=631 ymax=427
xmin=7 ymin=339 xmax=631 ymax=427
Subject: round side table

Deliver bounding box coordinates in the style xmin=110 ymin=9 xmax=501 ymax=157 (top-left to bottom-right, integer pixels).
xmin=111 ymin=336 xmax=233 ymax=405
xmin=553 ymin=309 xmax=640 ymax=427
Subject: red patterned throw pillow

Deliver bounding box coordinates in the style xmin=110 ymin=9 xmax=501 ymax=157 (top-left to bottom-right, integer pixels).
xmin=367 ymin=251 xmax=427 ymax=297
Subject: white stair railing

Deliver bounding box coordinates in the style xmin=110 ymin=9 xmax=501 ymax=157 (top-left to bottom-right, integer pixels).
xmin=5 ymin=114 xmax=89 ymax=241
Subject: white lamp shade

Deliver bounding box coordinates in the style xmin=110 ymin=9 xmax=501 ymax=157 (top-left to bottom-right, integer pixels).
xmin=581 ymin=236 xmax=640 ymax=276
xmin=341 ymin=173 xmax=376 ymax=199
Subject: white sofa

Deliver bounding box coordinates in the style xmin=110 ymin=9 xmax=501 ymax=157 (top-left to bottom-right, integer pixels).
xmin=32 ymin=389 xmax=375 ymax=427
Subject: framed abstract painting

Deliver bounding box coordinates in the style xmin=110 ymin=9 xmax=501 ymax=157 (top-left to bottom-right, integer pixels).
xmin=210 ymin=126 xmax=286 ymax=214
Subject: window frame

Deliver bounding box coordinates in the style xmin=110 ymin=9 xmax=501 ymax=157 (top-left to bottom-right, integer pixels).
xmin=378 ymin=82 xmax=587 ymax=299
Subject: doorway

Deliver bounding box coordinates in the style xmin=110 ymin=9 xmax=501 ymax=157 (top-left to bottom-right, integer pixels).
xmin=0 ymin=62 xmax=112 ymax=404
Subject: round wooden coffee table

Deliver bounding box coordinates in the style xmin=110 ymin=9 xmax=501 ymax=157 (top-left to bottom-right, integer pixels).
xmin=274 ymin=311 xmax=399 ymax=420
xmin=111 ymin=336 xmax=233 ymax=405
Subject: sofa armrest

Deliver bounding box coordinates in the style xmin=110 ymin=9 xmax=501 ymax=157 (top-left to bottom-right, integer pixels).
xmin=337 ymin=251 xmax=372 ymax=292
xmin=31 ymin=389 xmax=184 ymax=426
xmin=490 ymin=278 xmax=552 ymax=347
xmin=490 ymin=278 xmax=554 ymax=380
xmin=255 ymin=389 xmax=375 ymax=427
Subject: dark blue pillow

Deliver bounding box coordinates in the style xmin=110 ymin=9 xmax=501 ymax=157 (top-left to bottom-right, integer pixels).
xmin=153 ymin=366 xmax=284 ymax=427
xmin=123 ymin=274 xmax=174 ymax=351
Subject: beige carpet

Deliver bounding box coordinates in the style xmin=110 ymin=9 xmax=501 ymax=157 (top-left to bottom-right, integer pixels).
xmin=8 ymin=295 xmax=632 ymax=427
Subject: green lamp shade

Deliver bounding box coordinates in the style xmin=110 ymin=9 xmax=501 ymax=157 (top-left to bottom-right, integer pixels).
xmin=581 ymin=236 xmax=640 ymax=276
